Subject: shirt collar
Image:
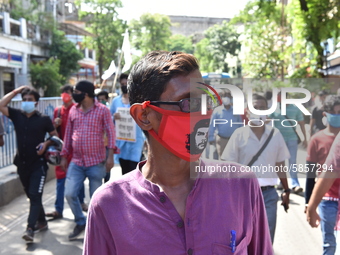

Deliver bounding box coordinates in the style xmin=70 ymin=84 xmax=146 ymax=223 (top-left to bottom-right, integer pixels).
xmin=134 ymin=160 xmax=200 ymax=194
xmin=248 ymin=125 xmax=273 ymax=140
xmin=75 ymin=100 xmax=99 ymax=112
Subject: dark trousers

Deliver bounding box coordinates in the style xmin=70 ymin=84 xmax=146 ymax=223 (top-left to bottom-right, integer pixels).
xmin=18 ymin=159 xmax=48 ymax=230
xmin=119 ymin=158 xmax=138 ymax=175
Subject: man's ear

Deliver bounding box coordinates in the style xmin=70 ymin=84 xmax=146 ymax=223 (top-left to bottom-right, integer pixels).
xmin=130 ymin=103 xmax=152 ymax=131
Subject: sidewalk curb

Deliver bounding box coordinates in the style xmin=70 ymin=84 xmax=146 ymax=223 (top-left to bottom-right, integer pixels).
xmin=0 ymin=164 xmax=55 ymax=207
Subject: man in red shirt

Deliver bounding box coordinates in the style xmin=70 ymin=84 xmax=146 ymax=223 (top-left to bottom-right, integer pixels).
xmin=46 ymin=85 xmax=86 ymax=220
xmin=60 ymin=80 xmax=115 ymax=241
xmin=305 ymin=95 xmax=340 ymax=254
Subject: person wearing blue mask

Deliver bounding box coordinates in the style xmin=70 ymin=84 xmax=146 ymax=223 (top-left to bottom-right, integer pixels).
xmin=0 ymin=86 xmax=58 ymax=243
xmin=208 ymin=91 xmax=243 ymax=159
xmin=305 ymin=95 xmax=340 ymax=255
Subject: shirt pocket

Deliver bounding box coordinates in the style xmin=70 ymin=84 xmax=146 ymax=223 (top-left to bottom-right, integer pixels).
xmin=212 ymin=236 xmax=248 ymax=255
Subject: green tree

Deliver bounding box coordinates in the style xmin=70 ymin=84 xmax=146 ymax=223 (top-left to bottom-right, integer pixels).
xmin=194 ymin=21 xmax=241 ymax=74
xmin=29 ymin=58 xmax=63 ymax=96
xmin=130 ymin=13 xmax=172 ymax=56
xmin=290 ymin=0 xmax=340 ymax=70
xmin=167 ymin=34 xmax=194 ymax=54
xmin=49 ymin=30 xmax=83 ymax=84
xmin=204 ymin=20 xmax=241 ymax=73
xmin=232 ymin=1 xmax=290 ymax=79
xmin=194 ymin=38 xmax=214 ymax=73
xmin=8 ymin=0 xmax=54 ymax=30
xmin=78 ymin=0 xmax=126 ymax=81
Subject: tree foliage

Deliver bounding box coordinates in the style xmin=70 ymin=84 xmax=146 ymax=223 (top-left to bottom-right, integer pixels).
xmin=194 ymin=38 xmax=214 ymax=73
xmin=49 ymin=30 xmax=83 ymax=84
xmin=8 ymin=0 xmax=54 ymax=30
xmin=290 ymin=0 xmax=340 ymax=70
xmin=78 ymin=0 xmax=126 ymax=81
xmin=130 ymin=13 xmax=172 ymax=56
xmin=167 ymin=34 xmax=194 ymax=54
xmin=29 ymin=58 xmax=63 ymax=97
xmin=232 ymin=1 xmax=290 ymax=79
xmin=237 ymin=0 xmax=340 ymax=79
xmin=194 ymin=20 xmax=241 ymax=74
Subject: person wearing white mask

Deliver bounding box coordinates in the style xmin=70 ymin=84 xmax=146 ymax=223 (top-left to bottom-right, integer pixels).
xmin=208 ymin=91 xmax=243 ymax=159
xmin=0 ymin=86 xmax=58 ymax=242
xmin=221 ymin=93 xmax=291 ymax=243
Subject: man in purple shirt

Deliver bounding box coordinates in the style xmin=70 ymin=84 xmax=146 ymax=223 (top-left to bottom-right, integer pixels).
xmin=84 ymin=51 xmax=273 ymax=254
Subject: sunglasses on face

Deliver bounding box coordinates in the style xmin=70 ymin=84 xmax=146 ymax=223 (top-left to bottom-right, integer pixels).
xmin=149 ymin=97 xmax=215 ymax=113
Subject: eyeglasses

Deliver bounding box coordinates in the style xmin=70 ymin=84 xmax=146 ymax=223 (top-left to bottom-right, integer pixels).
xmin=149 ymin=97 xmax=214 ymax=113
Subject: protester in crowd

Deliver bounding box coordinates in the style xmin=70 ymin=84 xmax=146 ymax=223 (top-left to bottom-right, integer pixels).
xmin=45 ymin=85 xmax=87 ymax=220
xmin=269 ymin=93 xmax=307 ymax=194
xmin=84 ymin=51 xmax=273 ymax=254
xmin=110 ymin=73 xmax=145 ymax=175
xmin=0 ymin=86 xmax=58 ymax=242
xmin=0 ymin=116 xmax=4 ymax=146
xmin=265 ymin=90 xmax=273 ymax=108
xmin=208 ymin=90 xmax=242 ymax=159
xmin=96 ymin=90 xmax=112 ymax=183
xmin=60 ymin=80 xmax=115 ymax=241
xmin=309 ymin=90 xmax=328 ymax=137
xmin=97 ymin=90 xmax=110 ymax=108
xmin=305 ymin=95 xmax=340 ymax=255
xmin=222 ymin=93 xmax=290 ymax=243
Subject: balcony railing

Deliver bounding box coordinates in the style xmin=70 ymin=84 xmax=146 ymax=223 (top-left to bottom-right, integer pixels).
xmin=0 ymin=11 xmax=50 ymax=44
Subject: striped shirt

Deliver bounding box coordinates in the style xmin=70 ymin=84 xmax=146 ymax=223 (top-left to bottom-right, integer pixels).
xmin=61 ymin=101 xmax=115 ymax=167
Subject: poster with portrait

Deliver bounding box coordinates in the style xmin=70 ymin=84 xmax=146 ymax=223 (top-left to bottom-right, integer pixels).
xmin=115 ymin=107 xmax=136 ymax=142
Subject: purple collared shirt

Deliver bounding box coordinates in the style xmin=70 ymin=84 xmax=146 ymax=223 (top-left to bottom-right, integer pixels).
xmin=83 ymin=159 xmax=273 ymax=255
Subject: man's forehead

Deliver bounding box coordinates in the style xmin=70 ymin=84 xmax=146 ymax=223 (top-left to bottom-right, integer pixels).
xmin=23 ymin=94 xmax=35 ymax=99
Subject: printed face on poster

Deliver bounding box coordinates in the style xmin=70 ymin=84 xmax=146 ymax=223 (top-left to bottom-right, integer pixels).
xmin=116 ymin=107 xmax=136 ymax=142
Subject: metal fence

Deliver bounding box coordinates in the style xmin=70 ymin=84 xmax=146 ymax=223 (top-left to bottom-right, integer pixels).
xmin=0 ymin=97 xmax=62 ymax=169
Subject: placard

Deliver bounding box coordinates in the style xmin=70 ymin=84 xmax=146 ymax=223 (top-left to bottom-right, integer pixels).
xmin=115 ymin=107 xmax=136 ymax=142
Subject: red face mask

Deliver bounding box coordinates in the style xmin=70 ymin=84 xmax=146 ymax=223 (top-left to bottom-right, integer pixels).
xmin=61 ymin=93 xmax=72 ymax=104
xmin=142 ymin=102 xmax=212 ymax=162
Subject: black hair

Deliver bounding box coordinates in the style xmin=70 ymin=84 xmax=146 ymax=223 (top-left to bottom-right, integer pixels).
xmin=21 ymin=88 xmax=40 ymax=101
xmin=75 ymin=80 xmax=95 ymax=98
xmin=119 ymin=73 xmax=129 ymax=82
xmin=97 ymin=90 xmax=109 ymax=100
xmin=318 ymin=90 xmax=328 ymax=96
xmin=61 ymin=85 xmax=73 ymax=93
xmin=252 ymin=93 xmax=268 ymax=107
xmin=128 ymin=51 xmax=199 ymax=105
xmin=185 ymin=118 xmax=210 ymax=154
xmin=323 ymin=95 xmax=340 ymax=113
xmin=265 ymin=91 xmax=272 ymax=100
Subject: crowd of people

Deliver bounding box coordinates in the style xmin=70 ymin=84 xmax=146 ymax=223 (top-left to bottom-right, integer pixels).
xmin=0 ymin=50 xmax=339 ymax=254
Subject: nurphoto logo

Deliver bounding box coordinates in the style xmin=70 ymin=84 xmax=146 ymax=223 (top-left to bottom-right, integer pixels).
xmin=200 ymin=85 xmax=312 ymax=116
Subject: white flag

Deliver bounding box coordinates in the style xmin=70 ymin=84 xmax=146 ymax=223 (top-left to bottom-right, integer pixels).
xmin=101 ymin=60 xmax=116 ymax=80
xmin=122 ymin=30 xmax=132 ymax=73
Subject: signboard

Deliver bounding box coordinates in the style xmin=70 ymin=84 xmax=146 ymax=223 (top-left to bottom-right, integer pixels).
xmin=0 ymin=49 xmax=22 ymax=68
xmin=115 ymin=107 xmax=136 ymax=142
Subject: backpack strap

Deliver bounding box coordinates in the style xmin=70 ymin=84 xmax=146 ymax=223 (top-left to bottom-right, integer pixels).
xmin=247 ymin=128 xmax=275 ymax=167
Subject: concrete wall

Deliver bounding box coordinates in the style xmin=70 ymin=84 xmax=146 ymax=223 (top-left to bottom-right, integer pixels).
xmin=169 ymin=15 xmax=230 ymax=38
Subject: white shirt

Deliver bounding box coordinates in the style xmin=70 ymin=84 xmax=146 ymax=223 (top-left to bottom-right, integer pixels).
xmin=221 ymin=125 xmax=290 ymax=186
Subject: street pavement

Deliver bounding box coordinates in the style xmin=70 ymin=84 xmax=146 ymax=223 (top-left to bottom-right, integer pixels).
xmin=0 ymin=146 xmax=324 ymax=254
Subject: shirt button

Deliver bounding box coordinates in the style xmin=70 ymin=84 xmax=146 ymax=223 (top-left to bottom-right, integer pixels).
xmin=187 ymin=248 xmax=193 ymax=255
xmin=159 ymin=196 xmax=166 ymax=203
xmin=176 ymin=221 xmax=184 ymax=228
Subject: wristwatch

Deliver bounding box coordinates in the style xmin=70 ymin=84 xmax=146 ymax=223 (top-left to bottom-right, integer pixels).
xmin=283 ymin=189 xmax=291 ymax=193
